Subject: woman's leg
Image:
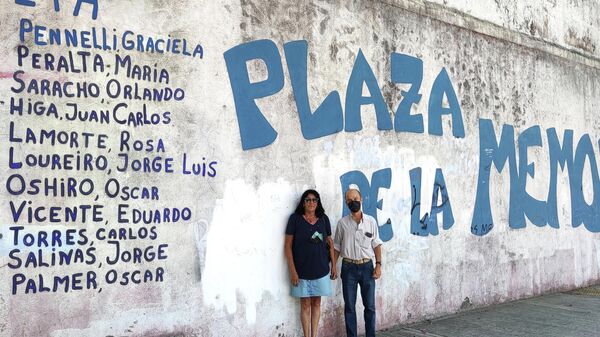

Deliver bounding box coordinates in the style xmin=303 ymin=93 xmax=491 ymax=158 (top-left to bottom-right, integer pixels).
xmin=310 ymin=296 xmax=321 ymax=337
xmin=300 ymin=297 xmax=311 ymax=337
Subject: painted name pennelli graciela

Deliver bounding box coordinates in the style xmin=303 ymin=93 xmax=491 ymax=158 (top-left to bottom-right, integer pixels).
xmin=19 ymin=18 xmax=204 ymax=59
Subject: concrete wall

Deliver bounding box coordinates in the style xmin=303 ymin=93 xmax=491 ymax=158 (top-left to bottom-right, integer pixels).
xmin=0 ymin=1 xmax=599 ymax=336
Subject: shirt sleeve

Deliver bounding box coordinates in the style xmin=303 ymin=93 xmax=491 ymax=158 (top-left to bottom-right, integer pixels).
xmin=371 ymin=217 xmax=383 ymax=248
xmin=324 ymin=215 xmax=332 ymax=236
xmin=285 ymin=214 xmax=296 ymax=235
xmin=333 ymin=218 xmax=343 ymax=251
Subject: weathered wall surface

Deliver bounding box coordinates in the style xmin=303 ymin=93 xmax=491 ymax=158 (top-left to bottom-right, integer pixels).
xmin=0 ymin=1 xmax=599 ymax=336
xmin=425 ymin=0 xmax=599 ymax=58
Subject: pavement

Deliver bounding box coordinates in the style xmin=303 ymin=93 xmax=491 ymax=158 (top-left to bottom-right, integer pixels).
xmin=372 ymin=285 xmax=600 ymax=337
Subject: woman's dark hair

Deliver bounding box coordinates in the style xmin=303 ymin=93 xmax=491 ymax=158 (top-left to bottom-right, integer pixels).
xmin=294 ymin=189 xmax=325 ymax=217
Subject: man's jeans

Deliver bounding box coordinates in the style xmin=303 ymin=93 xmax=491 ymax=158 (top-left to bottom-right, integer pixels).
xmin=341 ymin=261 xmax=376 ymax=337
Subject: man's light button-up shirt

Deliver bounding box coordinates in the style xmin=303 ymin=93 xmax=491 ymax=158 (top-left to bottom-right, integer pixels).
xmin=334 ymin=213 xmax=382 ymax=260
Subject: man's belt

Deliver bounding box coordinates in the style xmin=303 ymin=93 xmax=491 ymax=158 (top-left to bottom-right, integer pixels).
xmin=343 ymin=258 xmax=371 ymax=265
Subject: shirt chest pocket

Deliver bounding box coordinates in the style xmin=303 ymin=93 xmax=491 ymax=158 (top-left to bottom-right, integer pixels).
xmin=356 ymin=230 xmax=373 ymax=249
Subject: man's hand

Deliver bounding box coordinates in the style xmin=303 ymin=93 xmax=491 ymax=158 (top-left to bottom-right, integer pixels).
xmin=330 ymin=266 xmax=337 ymax=280
xmin=291 ymin=271 xmax=299 ymax=286
xmin=373 ymin=264 xmax=381 ymax=279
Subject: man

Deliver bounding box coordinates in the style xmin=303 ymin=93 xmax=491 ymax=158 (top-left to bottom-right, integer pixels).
xmin=333 ymin=188 xmax=382 ymax=337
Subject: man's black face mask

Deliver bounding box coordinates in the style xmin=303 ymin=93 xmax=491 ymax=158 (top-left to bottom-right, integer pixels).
xmin=347 ymin=200 xmax=361 ymax=213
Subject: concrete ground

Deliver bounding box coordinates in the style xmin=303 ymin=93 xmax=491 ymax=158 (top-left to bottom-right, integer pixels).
xmin=372 ymin=285 xmax=600 ymax=337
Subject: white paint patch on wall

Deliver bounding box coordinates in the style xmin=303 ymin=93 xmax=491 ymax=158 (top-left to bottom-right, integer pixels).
xmin=311 ymin=135 xmax=450 ymax=308
xmin=595 ymin=240 xmax=600 ymax=270
xmin=201 ymin=178 xmax=297 ymax=324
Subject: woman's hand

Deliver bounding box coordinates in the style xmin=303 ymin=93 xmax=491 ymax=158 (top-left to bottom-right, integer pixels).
xmin=285 ymin=235 xmax=299 ymax=286
xmin=290 ymin=270 xmax=299 ymax=286
xmin=330 ymin=267 xmax=337 ymax=280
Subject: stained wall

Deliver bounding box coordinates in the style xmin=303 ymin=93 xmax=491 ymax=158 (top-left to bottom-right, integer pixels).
xmin=0 ymin=1 xmax=599 ymax=336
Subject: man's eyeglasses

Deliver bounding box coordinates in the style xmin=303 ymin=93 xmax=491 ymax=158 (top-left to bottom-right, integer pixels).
xmin=304 ymin=198 xmax=319 ymax=203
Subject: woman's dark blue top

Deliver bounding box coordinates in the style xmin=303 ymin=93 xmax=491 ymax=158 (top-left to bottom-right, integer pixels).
xmin=285 ymin=213 xmax=332 ymax=280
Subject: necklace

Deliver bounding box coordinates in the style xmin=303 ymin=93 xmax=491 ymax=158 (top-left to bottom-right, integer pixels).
xmin=303 ymin=214 xmax=318 ymax=224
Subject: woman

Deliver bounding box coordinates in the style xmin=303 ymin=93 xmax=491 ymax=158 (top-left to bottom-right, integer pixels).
xmin=285 ymin=189 xmax=336 ymax=337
